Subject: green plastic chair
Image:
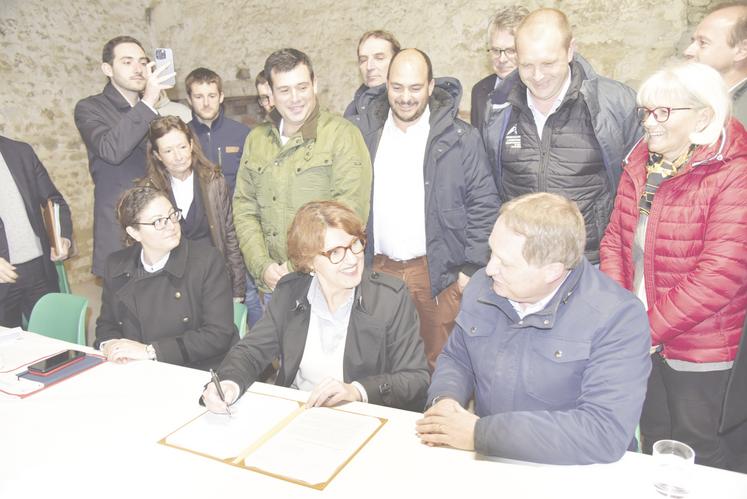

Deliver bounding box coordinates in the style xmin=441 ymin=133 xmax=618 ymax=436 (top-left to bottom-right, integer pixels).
xmin=55 ymin=261 xmax=71 ymax=294
xmin=233 ymin=302 xmax=248 ymax=339
xmin=27 ymin=292 xmax=88 ymax=346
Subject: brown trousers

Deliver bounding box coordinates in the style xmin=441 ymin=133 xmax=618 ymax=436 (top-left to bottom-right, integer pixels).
xmin=373 ymin=255 xmax=462 ymax=371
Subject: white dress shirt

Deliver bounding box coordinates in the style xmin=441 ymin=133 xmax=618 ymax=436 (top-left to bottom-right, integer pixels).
xmin=372 ymin=106 xmax=430 ymax=260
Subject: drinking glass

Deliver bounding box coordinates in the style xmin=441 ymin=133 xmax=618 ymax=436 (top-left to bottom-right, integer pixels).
xmin=652 ymin=439 xmax=695 ymax=498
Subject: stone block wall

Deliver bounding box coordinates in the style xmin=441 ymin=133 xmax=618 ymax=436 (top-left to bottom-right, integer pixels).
xmin=0 ymin=0 xmax=730 ymax=284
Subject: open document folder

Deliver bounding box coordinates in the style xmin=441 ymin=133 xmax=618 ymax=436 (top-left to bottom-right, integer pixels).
xmin=160 ymin=390 xmax=387 ymax=489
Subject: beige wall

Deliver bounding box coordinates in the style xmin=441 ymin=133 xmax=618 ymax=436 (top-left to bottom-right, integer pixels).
xmin=0 ymin=0 xmax=724 ymax=284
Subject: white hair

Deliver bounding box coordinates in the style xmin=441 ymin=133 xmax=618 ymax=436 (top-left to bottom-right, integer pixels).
xmin=637 ymin=62 xmax=731 ymax=145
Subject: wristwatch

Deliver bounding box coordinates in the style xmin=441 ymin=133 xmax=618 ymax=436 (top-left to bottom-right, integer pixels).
xmin=145 ymin=344 xmax=157 ymax=361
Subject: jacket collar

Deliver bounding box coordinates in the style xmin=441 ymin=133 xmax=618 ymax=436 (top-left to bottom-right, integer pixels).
xmin=269 ymin=101 xmax=321 ymax=142
xmin=190 ymin=106 xmax=226 ymax=133
xmin=111 ymin=237 xmax=189 ymax=279
xmin=103 ymin=81 xmax=136 ymax=111
xmin=477 ymin=258 xmax=587 ymax=330
xmin=283 ymin=271 xmax=371 ymax=315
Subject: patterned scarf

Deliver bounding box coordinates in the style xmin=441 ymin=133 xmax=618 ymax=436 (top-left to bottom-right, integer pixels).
xmin=639 ymin=144 xmax=696 ymax=215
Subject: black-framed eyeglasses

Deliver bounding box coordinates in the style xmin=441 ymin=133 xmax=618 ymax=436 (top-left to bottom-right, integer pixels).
xmin=132 ymin=209 xmax=182 ymax=231
xmin=487 ymin=47 xmax=517 ymax=58
xmin=319 ymin=237 xmax=366 ymax=264
xmin=636 ymin=106 xmax=693 ymax=123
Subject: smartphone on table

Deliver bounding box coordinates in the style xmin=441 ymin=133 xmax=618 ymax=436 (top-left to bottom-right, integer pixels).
xmin=27 ymin=350 xmax=86 ymax=376
xmin=154 ymin=47 xmax=176 ymax=86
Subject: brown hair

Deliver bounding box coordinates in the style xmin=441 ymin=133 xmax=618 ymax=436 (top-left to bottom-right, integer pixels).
xmin=264 ymin=48 xmax=315 ymax=88
xmin=143 ymin=116 xmax=220 ymax=194
xmin=185 ymin=67 xmax=223 ymax=96
xmin=287 ymin=201 xmax=366 ymax=273
xmin=116 ymin=186 xmax=169 ymax=245
xmin=102 ymin=35 xmax=144 ymax=64
xmin=499 ymin=193 xmax=585 ymax=268
xmin=708 ymin=2 xmax=747 ymax=47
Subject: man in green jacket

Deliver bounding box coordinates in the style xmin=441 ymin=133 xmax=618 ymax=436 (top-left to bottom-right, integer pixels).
xmin=233 ymin=48 xmax=372 ymax=294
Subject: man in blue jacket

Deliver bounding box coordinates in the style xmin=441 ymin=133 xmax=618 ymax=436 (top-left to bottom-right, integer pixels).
xmin=356 ymin=49 xmax=499 ymax=369
xmin=417 ymin=193 xmax=651 ymax=465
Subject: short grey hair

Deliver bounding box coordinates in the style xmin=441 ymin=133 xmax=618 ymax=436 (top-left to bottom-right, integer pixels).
xmin=637 ymin=62 xmax=731 ymax=146
xmin=487 ymin=5 xmax=530 ymax=43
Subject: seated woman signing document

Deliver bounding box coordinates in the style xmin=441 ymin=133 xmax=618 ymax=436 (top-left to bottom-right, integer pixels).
xmin=202 ymin=200 xmax=429 ymax=412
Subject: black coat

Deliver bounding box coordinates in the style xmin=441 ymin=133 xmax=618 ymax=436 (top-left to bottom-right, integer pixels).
xmin=218 ymin=270 xmax=430 ymax=411
xmin=470 ymin=73 xmax=497 ymax=129
xmin=74 ymin=82 xmax=158 ymax=276
xmin=95 ymin=238 xmax=238 ymax=370
xmin=0 ymin=136 xmax=73 ymax=301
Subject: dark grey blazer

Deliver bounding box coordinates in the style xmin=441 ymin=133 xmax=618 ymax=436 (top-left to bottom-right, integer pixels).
xmin=74 ymin=82 xmax=157 ymax=276
xmin=0 ymin=136 xmax=73 ymax=301
xmin=218 ymin=271 xmax=430 ymax=411
xmin=470 ymin=73 xmax=497 ymax=128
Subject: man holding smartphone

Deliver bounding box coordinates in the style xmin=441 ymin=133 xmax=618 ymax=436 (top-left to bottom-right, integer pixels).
xmin=74 ymin=36 xmax=174 ymax=277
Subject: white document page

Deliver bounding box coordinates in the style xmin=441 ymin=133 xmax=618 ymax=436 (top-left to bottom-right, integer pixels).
xmin=244 ymin=406 xmax=382 ymax=486
xmin=164 ymin=391 xmax=301 ymax=460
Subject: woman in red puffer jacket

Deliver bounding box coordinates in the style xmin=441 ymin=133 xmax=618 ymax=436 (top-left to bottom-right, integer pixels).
xmin=600 ymin=62 xmax=747 ymax=471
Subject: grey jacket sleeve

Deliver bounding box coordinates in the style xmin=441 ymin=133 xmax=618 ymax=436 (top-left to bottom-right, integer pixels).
xmin=473 ymin=300 xmax=652 ymax=465
xmin=427 ymin=320 xmax=477 ymax=408
xmin=356 ymin=287 xmax=430 ymax=411
xmin=74 ymin=98 xmax=156 ymax=165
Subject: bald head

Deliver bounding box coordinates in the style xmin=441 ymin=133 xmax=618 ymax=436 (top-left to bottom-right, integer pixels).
xmin=387 ymin=48 xmax=435 ymax=130
xmin=516 ymin=8 xmax=573 ymax=51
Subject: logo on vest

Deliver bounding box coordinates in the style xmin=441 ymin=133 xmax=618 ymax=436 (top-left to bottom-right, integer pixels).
xmin=504 ymin=124 xmax=521 ymax=149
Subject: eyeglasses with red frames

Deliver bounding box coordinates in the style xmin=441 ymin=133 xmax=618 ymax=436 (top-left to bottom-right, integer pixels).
xmin=319 ymin=237 xmax=366 ymax=264
xmin=636 ymin=106 xmax=693 ymax=123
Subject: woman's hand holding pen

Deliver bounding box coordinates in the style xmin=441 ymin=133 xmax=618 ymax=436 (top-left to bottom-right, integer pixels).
xmin=202 ymin=379 xmax=240 ymax=414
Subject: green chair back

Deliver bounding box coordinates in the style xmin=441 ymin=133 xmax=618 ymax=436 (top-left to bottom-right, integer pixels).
xmin=56 ymin=261 xmax=71 ymax=294
xmin=233 ymin=302 xmax=248 ymax=339
xmin=27 ymin=293 xmax=88 ymax=345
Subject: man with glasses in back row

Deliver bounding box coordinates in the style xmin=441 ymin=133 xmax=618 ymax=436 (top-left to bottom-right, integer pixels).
xmin=470 ymin=5 xmax=529 ymax=129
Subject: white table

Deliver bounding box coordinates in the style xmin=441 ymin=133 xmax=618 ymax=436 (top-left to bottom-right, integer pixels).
xmin=1 ymin=332 xmax=746 ymax=499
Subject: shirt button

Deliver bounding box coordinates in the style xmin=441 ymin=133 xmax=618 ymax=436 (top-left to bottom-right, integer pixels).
xmin=470 ymin=326 xmax=477 ymax=334
xmin=175 ymin=291 xmax=181 ymax=299
xmin=117 ymin=321 xmax=123 ymax=326
xmin=555 ymin=350 xmax=563 ymax=359
xmin=518 ymin=320 xmax=524 ymax=325
xmin=543 ymin=319 xmax=549 ymax=325
xmin=182 ymin=317 xmax=189 ymax=323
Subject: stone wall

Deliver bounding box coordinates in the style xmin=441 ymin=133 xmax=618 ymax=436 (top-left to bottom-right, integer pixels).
xmin=1 ymin=0 xmax=150 ymax=283
xmin=0 ymin=0 xmax=729 ymax=284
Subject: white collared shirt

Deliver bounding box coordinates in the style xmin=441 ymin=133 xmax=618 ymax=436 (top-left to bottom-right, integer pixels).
xmin=494 ymin=75 xmax=503 ymax=90
xmin=170 ymin=171 xmax=194 ymax=217
xmin=526 ymin=69 xmax=572 ymax=139
xmin=730 ymin=77 xmax=747 ymax=94
xmin=508 ymin=272 xmax=570 ymax=319
xmin=279 ymin=119 xmax=290 ymax=145
xmin=112 ymin=85 xmax=158 ymax=115
xmin=292 ymin=276 xmax=368 ymax=402
xmin=372 ymin=106 xmax=430 ymax=260
xmin=141 ymin=250 xmax=170 ymax=273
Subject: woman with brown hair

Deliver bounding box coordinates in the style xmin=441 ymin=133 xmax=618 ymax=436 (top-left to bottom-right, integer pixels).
xmin=201 ymin=200 xmax=429 ymax=412
xmin=144 ymin=115 xmax=245 ymax=301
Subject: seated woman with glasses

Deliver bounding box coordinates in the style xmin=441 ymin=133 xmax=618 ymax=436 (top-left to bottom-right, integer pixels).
xmin=95 ymin=186 xmax=238 ymax=370
xmin=600 ymin=62 xmax=747 ymax=470
xmin=142 ymin=115 xmax=245 ymax=303
xmin=201 ymin=200 xmax=429 ymax=411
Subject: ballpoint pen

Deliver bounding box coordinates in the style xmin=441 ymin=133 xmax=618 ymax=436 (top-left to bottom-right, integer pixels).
xmin=210 ymin=368 xmax=232 ymax=417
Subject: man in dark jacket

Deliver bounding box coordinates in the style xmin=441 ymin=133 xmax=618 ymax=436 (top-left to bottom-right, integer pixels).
xmin=74 ymin=35 xmax=173 ymax=277
xmin=344 ymin=30 xmax=400 ymax=124
xmin=357 ymin=49 xmax=500 ymax=369
xmin=482 ymin=9 xmax=641 ymax=265
xmin=417 ymin=193 xmax=651 ymax=465
xmin=0 ymin=136 xmax=73 ymax=327
xmin=470 ymin=5 xmax=528 ymax=129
